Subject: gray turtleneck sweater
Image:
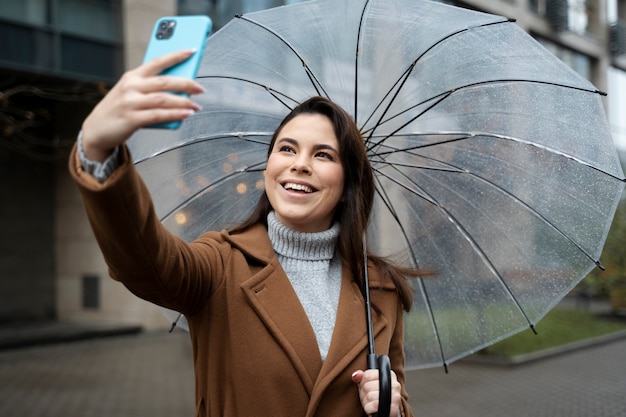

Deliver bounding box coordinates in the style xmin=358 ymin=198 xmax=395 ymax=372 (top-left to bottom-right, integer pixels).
xmin=267 ymin=212 xmax=343 ymax=361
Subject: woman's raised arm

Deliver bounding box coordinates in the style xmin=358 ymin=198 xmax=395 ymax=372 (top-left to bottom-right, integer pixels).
xmin=81 ymin=49 xmax=204 ymax=162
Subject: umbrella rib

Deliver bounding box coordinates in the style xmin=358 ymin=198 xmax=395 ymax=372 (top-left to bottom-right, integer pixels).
xmin=365 ymin=93 xmax=452 ymax=153
xmin=196 ymin=74 xmax=301 ymax=110
xmin=369 ymin=133 xmax=471 ymax=160
xmin=235 ymin=15 xmax=329 ymax=98
xmin=372 ymin=173 xmax=450 ymax=370
xmin=354 ymin=0 xmax=372 ymax=123
xmin=362 ymin=63 xmax=419 ymax=145
xmin=371 ymin=130 xmax=626 ymax=183
xmin=372 ymin=133 xmax=619 ymax=271
xmin=373 ymin=164 xmax=537 ymax=335
xmin=364 ymin=78 xmax=605 ymax=153
xmin=133 ymin=132 xmax=273 ymax=164
xmin=394 ymin=78 xmax=603 ymax=127
xmin=362 ymin=17 xmax=514 ymax=142
xmin=375 ymin=148 xmax=607 ymax=270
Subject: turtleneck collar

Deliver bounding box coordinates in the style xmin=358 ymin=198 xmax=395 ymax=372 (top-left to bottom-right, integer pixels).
xmin=267 ymin=211 xmax=339 ymax=261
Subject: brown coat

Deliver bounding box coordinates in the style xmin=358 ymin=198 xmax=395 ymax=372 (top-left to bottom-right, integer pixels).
xmin=69 ymin=144 xmax=414 ymax=417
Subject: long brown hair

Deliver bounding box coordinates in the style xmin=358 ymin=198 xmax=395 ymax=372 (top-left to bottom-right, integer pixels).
xmin=231 ymin=96 xmax=416 ymax=311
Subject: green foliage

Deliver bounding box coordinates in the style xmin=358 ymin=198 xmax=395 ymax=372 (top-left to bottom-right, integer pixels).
xmin=581 ymin=195 xmax=626 ymax=296
xmin=481 ymin=307 xmax=626 ymax=358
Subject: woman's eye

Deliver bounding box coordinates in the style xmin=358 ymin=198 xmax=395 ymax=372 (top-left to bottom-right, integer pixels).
xmin=316 ymin=151 xmax=334 ymax=161
xmin=278 ymin=145 xmax=295 ymax=153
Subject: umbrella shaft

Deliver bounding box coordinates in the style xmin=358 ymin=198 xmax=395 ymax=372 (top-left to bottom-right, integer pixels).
xmin=362 ymin=233 xmax=377 ymax=360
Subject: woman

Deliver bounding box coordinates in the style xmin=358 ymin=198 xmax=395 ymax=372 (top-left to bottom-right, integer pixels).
xmin=70 ymin=50 xmax=416 ymax=417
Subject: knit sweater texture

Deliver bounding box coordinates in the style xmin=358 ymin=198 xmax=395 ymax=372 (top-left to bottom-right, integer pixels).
xmin=267 ymin=212 xmax=342 ymax=361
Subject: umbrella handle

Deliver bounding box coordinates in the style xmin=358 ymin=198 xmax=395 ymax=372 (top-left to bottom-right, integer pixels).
xmin=375 ymin=354 xmax=392 ymax=417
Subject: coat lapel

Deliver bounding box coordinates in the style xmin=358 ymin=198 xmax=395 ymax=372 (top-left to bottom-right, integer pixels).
xmin=306 ymin=265 xmax=390 ymax=415
xmin=227 ymin=226 xmax=393 ymax=415
xmin=228 ymin=225 xmax=323 ymax=394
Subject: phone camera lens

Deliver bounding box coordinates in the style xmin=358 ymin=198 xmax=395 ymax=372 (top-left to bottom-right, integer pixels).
xmin=156 ymin=19 xmax=175 ymax=40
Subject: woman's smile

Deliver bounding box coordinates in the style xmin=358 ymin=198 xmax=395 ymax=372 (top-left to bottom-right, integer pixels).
xmin=282 ymin=182 xmax=315 ymax=193
xmin=264 ymin=113 xmax=345 ymax=233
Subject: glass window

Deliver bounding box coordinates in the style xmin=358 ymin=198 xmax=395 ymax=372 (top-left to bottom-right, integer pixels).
xmin=538 ymin=37 xmax=591 ymax=80
xmin=179 ymin=0 xmax=306 ymax=31
xmin=0 ymin=22 xmax=54 ymax=67
xmin=0 ymin=0 xmax=48 ymax=26
xmin=607 ymin=0 xmax=618 ymax=23
xmin=567 ymin=0 xmax=588 ymax=34
xmin=608 ymin=67 xmax=626 ymax=150
xmin=0 ymin=0 xmax=123 ymax=82
xmin=61 ymin=34 xmax=123 ymax=79
xmin=57 ymin=0 xmax=122 ymax=42
xmin=532 ymin=0 xmax=595 ymax=34
xmin=529 ymin=0 xmax=544 ymax=14
xmin=240 ymin=0 xmax=283 ymax=13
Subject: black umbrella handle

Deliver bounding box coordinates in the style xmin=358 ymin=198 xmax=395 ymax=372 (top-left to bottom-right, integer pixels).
xmin=362 ymin=234 xmax=392 ymax=417
xmin=367 ymin=354 xmax=391 ymax=417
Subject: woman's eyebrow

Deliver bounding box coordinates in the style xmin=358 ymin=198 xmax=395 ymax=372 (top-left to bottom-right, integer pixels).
xmin=276 ymin=137 xmax=297 ymax=146
xmin=313 ymin=143 xmax=339 ymax=154
xmin=276 ymin=137 xmax=339 ymax=154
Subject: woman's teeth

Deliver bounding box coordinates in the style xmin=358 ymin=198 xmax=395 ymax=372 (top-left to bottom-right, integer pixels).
xmin=284 ymin=183 xmax=313 ymax=193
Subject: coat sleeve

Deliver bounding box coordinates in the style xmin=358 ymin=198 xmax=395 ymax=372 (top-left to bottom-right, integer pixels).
xmin=68 ymin=143 xmax=226 ymax=315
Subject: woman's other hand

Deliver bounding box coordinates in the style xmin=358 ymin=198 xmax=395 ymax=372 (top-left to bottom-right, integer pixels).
xmin=352 ymin=369 xmax=402 ymax=417
xmin=81 ymin=49 xmax=204 ymax=162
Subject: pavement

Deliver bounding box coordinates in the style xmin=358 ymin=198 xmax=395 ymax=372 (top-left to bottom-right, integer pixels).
xmin=0 ymin=299 xmax=625 ymax=417
xmin=0 ymin=321 xmax=142 ymax=351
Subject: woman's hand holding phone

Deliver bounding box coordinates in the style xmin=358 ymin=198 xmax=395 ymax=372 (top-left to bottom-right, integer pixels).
xmin=81 ymin=50 xmax=205 ymax=162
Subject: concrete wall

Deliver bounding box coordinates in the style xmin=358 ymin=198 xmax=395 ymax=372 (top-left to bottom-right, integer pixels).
xmin=0 ymin=147 xmax=55 ymax=322
xmin=53 ymin=0 xmax=177 ymax=330
xmin=124 ymin=0 xmax=179 ymax=69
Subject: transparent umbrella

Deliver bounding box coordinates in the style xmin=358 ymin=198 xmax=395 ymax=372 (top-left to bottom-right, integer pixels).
xmin=128 ymin=0 xmax=625 ymax=375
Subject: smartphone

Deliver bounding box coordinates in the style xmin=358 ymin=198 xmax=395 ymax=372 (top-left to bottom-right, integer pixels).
xmin=143 ymin=15 xmax=212 ymax=129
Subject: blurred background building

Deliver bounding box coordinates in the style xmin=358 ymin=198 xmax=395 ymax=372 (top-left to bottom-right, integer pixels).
xmin=1 ymin=0 xmax=625 ymax=330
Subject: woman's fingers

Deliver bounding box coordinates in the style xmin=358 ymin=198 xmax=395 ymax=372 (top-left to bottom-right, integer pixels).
xmin=132 ymin=49 xmax=205 ymax=96
xmin=357 ymin=370 xmax=382 ymax=414
xmin=352 ymin=369 xmax=402 ymax=417
xmin=126 ymin=106 xmax=197 ymax=129
xmin=130 ymin=90 xmax=202 ymax=112
xmin=81 ymin=50 xmax=205 ymax=161
xmin=135 ymin=74 xmax=205 ymax=96
xmin=136 ymin=49 xmax=197 ymax=77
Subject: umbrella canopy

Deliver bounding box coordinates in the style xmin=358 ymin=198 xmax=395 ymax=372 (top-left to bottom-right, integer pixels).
xmin=128 ymin=0 xmax=626 ymax=370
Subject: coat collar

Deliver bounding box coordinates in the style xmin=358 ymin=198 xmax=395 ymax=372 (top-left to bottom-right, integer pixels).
xmin=227 ymin=224 xmax=324 ymax=392
xmin=223 ymin=223 xmax=276 ymax=264
xmin=225 ymin=224 xmax=393 ymax=412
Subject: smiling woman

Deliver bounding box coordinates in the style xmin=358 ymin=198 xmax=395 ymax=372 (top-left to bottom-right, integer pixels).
xmin=264 ymin=113 xmax=345 ymax=233
xmin=70 ymin=66 xmax=416 ymax=416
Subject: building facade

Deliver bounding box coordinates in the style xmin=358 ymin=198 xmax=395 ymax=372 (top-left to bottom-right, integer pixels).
xmin=1 ymin=0 xmax=624 ymax=329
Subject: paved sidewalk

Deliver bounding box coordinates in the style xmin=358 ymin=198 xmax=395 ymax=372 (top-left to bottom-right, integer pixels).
xmin=0 ymin=328 xmax=625 ymax=417
xmin=0 ymin=330 xmax=195 ymax=417
xmin=408 ymin=338 xmax=626 ymax=417
xmin=0 ymin=321 xmax=142 ymax=350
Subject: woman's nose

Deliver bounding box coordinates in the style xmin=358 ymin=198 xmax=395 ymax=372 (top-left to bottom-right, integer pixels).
xmin=291 ymin=155 xmax=311 ymax=173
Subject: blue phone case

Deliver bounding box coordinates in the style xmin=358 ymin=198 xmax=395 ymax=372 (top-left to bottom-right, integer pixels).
xmin=143 ymin=15 xmax=212 ymax=129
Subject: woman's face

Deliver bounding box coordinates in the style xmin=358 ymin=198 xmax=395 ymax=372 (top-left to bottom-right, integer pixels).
xmin=264 ymin=113 xmax=345 ymax=233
